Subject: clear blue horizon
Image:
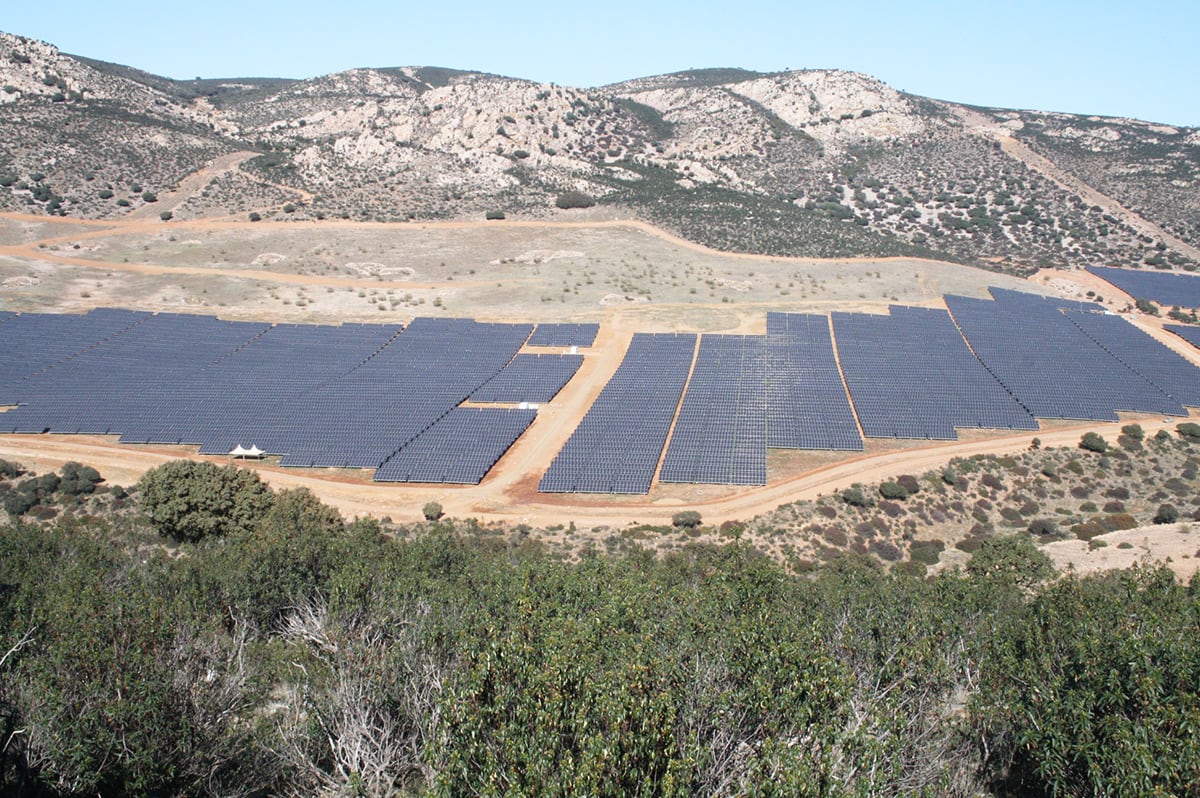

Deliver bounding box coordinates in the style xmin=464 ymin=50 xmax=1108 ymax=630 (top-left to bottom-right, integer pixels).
xmin=5 ymin=0 xmax=1198 ymax=127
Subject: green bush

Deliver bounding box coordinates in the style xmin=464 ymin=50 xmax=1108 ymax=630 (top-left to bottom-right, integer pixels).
xmin=879 ymin=481 xmax=910 ymax=500
xmin=136 ymin=460 xmax=273 ymax=543
xmin=1079 ymin=432 xmax=1108 ymax=453
xmin=423 ymin=501 xmax=444 ymax=521
xmin=141 ymin=191 xmax=157 ymax=203
xmin=485 ymin=210 xmax=506 ymax=220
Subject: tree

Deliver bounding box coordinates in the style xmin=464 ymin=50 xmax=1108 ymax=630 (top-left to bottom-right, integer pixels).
xmin=1079 ymin=431 xmax=1108 ymax=453
xmin=422 ymin=501 xmax=444 ymax=521
xmin=141 ymin=190 xmax=157 ymax=203
xmin=136 ymin=460 xmax=273 ymax=543
xmin=248 ymin=212 xmax=261 ymax=222
xmin=158 ymin=210 xmax=172 ymax=221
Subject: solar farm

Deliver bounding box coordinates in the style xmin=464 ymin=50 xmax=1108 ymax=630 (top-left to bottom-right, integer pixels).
xmin=4 ymin=285 xmax=1200 ymax=496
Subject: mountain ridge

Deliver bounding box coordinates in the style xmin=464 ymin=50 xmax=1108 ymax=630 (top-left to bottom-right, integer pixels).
xmin=1 ymin=30 xmax=1197 ymax=276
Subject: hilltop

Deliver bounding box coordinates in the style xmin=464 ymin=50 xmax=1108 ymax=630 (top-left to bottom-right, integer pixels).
xmin=1 ymin=31 xmax=1197 ymax=276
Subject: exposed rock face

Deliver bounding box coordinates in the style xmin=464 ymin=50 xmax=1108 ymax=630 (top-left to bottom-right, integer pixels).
xmin=0 ymin=31 xmax=1196 ymax=274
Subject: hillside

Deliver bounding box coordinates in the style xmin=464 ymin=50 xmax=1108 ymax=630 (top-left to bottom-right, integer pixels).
xmin=0 ymin=31 xmax=1197 ymax=276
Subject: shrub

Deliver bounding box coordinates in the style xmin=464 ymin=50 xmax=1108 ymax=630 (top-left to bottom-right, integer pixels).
xmin=59 ymin=462 xmax=102 ymax=496
xmin=869 ymin=539 xmax=903 ymax=562
xmin=879 ymin=481 xmax=909 ymax=500
xmin=0 ymin=458 xmax=23 ymax=479
xmin=555 ymin=191 xmax=595 ymax=210
xmin=1134 ymin=297 xmax=1159 ymax=315
xmin=1079 ymin=432 xmax=1108 ymax=453
xmin=840 ymin=486 xmax=871 ymax=507
xmin=1103 ymin=513 xmax=1138 ymax=532
xmin=909 ymin=540 xmax=945 ymax=565
xmin=97 ymin=188 xmax=114 ymax=199
xmin=1177 ymin=422 xmax=1200 ymax=441
xmin=159 ymin=210 xmax=173 ymax=221
xmin=485 ymin=210 xmax=506 ymax=220
xmin=248 ymin=212 xmax=261 ymax=222
xmin=1027 ymin=518 xmax=1058 ymax=538
xmin=141 ymin=191 xmax=157 ymax=203
xmin=1121 ymin=423 xmax=1145 ymax=441
xmin=1154 ymin=504 xmax=1179 ymax=524
xmin=422 ymin=501 xmax=444 ymax=521
xmin=671 ymin=510 xmax=702 ymax=529
xmin=896 ymin=474 xmax=921 ymax=495
xmin=282 ymin=203 xmax=297 ymax=213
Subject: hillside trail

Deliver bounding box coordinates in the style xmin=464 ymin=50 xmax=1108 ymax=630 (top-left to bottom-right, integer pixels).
xmin=125 ymin=151 xmax=261 ymax=219
xmin=950 ymin=105 xmax=1200 ymax=263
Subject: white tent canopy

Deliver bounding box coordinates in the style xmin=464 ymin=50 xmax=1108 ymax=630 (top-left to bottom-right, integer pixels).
xmin=229 ymin=444 xmax=264 ymax=459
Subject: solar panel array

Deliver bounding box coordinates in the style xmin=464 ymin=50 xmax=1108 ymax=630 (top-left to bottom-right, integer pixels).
xmin=271 ymin=318 xmax=532 ymax=469
xmin=946 ymin=289 xmax=1185 ymax=420
xmin=660 ymin=335 xmax=767 ymax=485
xmin=0 ymin=308 xmax=147 ymax=402
xmin=1066 ymin=310 xmax=1200 ymax=408
xmin=374 ymin=407 xmax=536 ymax=483
xmin=470 ymin=354 xmax=584 ymax=404
xmin=539 ymin=333 xmax=696 ymax=494
xmin=1088 ymin=266 xmax=1200 ymax=308
xmin=1167 ymin=324 xmax=1200 ymax=351
xmin=766 ymin=313 xmax=862 ymax=450
xmin=832 ymin=306 xmax=1036 ymax=439
xmin=0 ymin=311 xmax=541 ymax=484
xmin=527 ymin=323 xmax=600 ymax=348
xmin=2 ymin=312 xmax=273 ymax=435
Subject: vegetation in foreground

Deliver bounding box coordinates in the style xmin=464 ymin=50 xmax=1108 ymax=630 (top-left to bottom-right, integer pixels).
xmin=1 ymin=457 xmax=1198 ymax=796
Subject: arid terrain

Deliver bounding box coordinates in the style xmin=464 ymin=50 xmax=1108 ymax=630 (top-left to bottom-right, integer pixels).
xmin=2 ymin=31 xmax=1200 ymax=578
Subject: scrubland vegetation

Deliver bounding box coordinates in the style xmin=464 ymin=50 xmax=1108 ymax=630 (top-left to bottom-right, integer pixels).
xmin=2 ymin=445 xmax=1199 ymax=796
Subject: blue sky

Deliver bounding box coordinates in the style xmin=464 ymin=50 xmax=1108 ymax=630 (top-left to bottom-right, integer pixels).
xmin=5 ymin=0 xmax=1198 ymax=126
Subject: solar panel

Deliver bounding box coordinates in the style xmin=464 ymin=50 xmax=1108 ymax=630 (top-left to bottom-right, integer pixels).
xmin=374 ymin=407 xmax=536 ymax=483
xmin=1088 ymin=266 xmax=1200 ymax=308
xmin=766 ymin=313 xmax=862 ymax=450
xmin=946 ymin=289 xmax=1184 ymax=420
xmin=528 ymin=323 xmax=600 ymax=348
xmin=832 ymin=305 xmax=1036 ymax=440
xmin=1167 ymin=324 xmax=1200 ymax=351
xmin=660 ymin=335 xmax=766 ymax=485
xmin=470 ymin=354 xmax=583 ymax=404
xmin=539 ymin=333 xmax=696 ymax=494
xmin=1067 ymin=310 xmax=1200 ymax=408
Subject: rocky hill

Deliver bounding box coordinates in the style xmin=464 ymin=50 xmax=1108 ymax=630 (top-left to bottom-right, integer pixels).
xmin=1 ymin=31 xmax=1197 ymax=275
